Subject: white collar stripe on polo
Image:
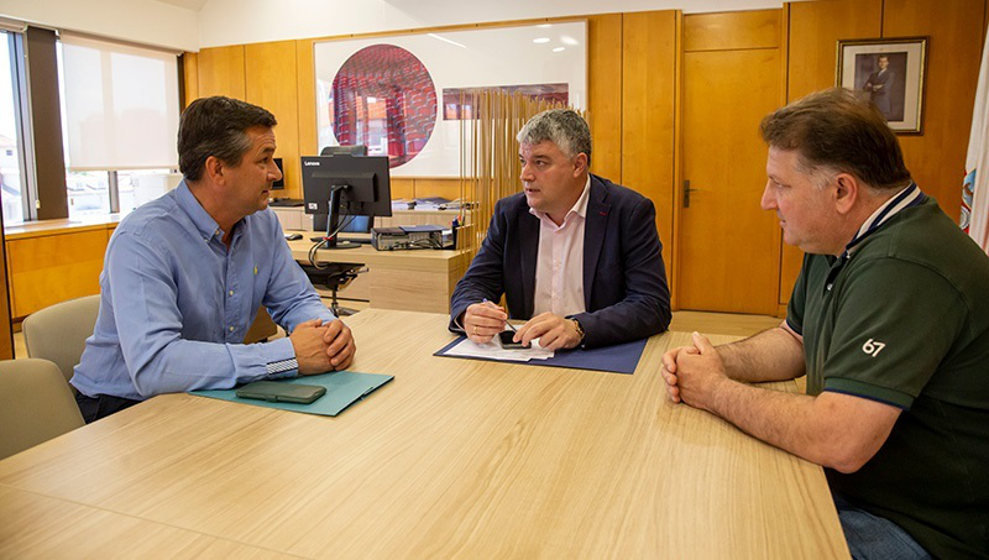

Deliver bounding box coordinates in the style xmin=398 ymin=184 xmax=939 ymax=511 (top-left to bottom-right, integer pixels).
xmin=846 ymin=183 xmax=925 ymax=255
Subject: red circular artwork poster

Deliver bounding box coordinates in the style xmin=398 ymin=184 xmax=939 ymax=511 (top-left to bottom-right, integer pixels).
xmin=331 ymin=44 xmax=438 ymax=168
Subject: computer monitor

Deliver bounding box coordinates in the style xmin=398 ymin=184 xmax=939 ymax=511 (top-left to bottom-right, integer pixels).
xmin=301 ymin=154 xmax=391 ymax=249
xmin=312 ymin=146 xmax=368 ymax=228
xmin=271 ymin=157 xmax=285 ymax=190
xmin=321 ymin=145 xmax=368 ymax=156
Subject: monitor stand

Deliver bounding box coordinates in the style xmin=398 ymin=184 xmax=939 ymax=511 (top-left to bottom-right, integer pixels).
xmin=320 ymin=183 xmax=363 ymax=250
xmin=322 ymin=240 xmax=362 ymax=250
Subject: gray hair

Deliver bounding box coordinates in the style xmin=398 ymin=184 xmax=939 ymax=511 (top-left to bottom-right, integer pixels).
xmin=516 ymin=109 xmax=592 ymax=167
xmin=178 ymin=96 xmax=277 ymax=181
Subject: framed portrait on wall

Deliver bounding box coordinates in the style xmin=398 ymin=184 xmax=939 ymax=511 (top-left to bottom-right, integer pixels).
xmin=836 ymin=37 xmax=928 ymax=134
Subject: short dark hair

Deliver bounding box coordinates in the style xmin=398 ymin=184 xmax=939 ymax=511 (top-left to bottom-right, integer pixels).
xmin=517 ymin=108 xmax=592 ymax=167
xmin=760 ymin=87 xmax=911 ymax=189
xmin=178 ymin=96 xmax=277 ymax=181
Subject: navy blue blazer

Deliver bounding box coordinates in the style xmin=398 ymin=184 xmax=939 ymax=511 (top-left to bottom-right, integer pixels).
xmin=449 ymin=174 xmax=671 ymax=348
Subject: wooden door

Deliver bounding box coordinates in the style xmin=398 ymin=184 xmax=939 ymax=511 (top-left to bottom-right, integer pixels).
xmin=622 ymin=11 xmax=678 ymax=277
xmin=678 ymin=17 xmax=782 ymax=315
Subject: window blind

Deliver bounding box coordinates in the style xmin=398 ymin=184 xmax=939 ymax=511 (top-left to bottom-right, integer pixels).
xmin=59 ymin=33 xmax=179 ymax=170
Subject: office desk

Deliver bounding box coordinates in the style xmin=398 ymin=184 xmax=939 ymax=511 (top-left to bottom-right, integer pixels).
xmin=0 ymin=310 xmax=848 ymax=558
xmin=4 ymin=217 xmax=121 ymax=319
xmin=271 ymin=206 xmax=465 ymax=231
xmin=288 ymin=237 xmax=471 ymax=314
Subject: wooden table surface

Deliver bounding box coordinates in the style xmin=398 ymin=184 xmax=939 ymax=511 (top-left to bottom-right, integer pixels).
xmin=0 ymin=309 xmax=848 ymax=559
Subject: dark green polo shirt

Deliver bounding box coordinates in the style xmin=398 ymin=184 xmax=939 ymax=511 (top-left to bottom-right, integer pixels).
xmin=787 ymin=196 xmax=989 ymax=558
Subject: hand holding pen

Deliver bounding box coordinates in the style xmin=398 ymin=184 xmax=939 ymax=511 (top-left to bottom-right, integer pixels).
xmin=463 ymin=298 xmax=508 ymax=344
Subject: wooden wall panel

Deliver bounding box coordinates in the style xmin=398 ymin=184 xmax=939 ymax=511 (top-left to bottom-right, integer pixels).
xmin=196 ymin=45 xmax=246 ymax=100
xmin=780 ymin=0 xmax=882 ymax=308
xmin=683 ymin=9 xmax=780 ymax=51
xmin=787 ymin=0 xmax=883 ymax=100
xmin=181 ymin=52 xmax=199 ymax=107
xmin=412 ymin=178 xmax=461 ymax=200
xmin=383 ymin=178 xmax=461 ymax=201
xmin=390 ymin=179 xmax=415 ymax=200
xmin=885 ymin=0 xmax=985 ymax=222
xmin=296 ymin=39 xmax=318 ymax=159
xmin=245 ymin=41 xmax=302 ymax=198
xmin=622 ymin=11 xmax=678 ymax=277
xmin=587 ymin=14 xmax=623 ymax=182
xmin=672 ymin=12 xmax=683 ymax=310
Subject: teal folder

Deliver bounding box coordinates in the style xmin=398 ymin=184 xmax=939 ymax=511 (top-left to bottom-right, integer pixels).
xmin=191 ymin=371 xmax=393 ymax=417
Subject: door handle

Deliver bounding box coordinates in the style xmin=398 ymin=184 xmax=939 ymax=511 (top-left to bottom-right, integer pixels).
xmin=683 ymin=180 xmax=699 ymax=208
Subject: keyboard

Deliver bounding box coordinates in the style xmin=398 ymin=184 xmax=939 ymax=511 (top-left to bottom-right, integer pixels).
xmin=269 ymin=198 xmax=304 ymax=207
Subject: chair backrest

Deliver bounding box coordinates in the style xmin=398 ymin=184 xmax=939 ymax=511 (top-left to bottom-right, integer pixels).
xmin=21 ymin=295 xmax=101 ymax=384
xmin=0 ymin=359 xmax=85 ymax=460
xmin=244 ymin=306 xmax=278 ymax=344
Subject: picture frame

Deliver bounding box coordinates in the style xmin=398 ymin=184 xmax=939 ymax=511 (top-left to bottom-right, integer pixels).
xmin=836 ymin=36 xmax=928 ymax=134
xmin=313 ymin=21 xmax=587 ymax=177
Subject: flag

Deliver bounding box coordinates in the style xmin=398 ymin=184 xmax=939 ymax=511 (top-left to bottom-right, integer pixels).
xmin=962 ymin=26 xmax=989 ymax=254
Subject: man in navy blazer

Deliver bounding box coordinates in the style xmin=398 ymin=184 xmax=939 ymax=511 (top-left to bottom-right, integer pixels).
xmin=449 ymin=109 xmax=671 ymax=349
xmin=863 ymin=54 xmax=894 ymax=119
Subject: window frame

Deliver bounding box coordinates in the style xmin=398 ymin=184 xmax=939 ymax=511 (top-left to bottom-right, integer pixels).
xmin=2 ymin=24 xmax=184 ymax=224
xmin=1 ymin=28 xmax=37 ymax=224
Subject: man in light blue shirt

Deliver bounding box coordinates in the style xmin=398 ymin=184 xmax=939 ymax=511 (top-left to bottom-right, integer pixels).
xmin=72 ymin=96 xmax=355 ymax=422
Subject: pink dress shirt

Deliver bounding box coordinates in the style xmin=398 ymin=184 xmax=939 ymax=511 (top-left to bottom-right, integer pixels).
xmin=530 ymin=177 xmax=591 ymax=317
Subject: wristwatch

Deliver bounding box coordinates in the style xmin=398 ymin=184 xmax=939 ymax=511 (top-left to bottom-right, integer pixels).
xmin=570 ymin=318 xmax=585 ymax=343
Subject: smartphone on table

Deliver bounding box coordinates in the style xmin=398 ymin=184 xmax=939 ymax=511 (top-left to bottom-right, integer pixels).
xmin=235 ymin=381 xmax=326 ymax=404
xmin=498 ymin=330 xmax=530 ymax=349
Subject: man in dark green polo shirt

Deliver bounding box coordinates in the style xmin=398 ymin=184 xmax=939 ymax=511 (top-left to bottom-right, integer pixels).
xmin=661 ymin=88 xmax=989 ymax=559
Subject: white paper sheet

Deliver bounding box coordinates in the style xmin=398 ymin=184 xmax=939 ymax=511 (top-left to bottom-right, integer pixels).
xmin=443 ymin=335 xmax=555 ymax=362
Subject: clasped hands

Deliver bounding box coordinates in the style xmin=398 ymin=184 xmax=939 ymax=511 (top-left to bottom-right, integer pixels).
xmin=661 ymin=332 xmax=730 ymax=411
xmin=289 ymin=318 xmax=356 ymax=374
xmin=463 ymin=301 xmax=581 ymax=351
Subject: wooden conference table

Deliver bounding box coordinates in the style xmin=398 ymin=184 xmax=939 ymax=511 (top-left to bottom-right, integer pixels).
xmin=0 ymin=310 xmax=848 ymax=558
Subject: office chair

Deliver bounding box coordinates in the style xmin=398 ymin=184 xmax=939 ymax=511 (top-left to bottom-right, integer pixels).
xmin=297 ymin=261 xmax=364 ymax=316
xmin=24 ymin=294 xmax=275 ymax=375
xmin=22 ymin=294 xmax=101 ymax=389
xmin=0 ymin=359 xmax=85 ymax=460
xmin=244 ymin=307 xmax=279 ymax=343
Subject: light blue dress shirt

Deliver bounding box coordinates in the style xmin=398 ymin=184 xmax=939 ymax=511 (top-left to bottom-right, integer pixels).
xmin=71 ymin=181 xmax=334 ymax=400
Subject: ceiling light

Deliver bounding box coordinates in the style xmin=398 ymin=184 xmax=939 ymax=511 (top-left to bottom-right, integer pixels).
xmin=428 ymin=33 xmax=467 ymax=48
